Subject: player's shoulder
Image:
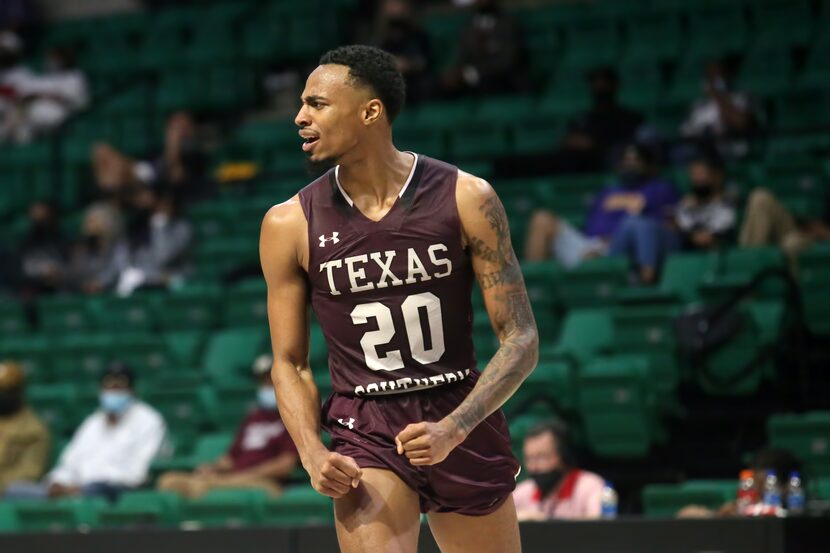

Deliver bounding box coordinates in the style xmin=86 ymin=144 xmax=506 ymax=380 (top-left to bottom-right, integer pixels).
xmin=455 ymin=168 xmax=496 ymax=204
xmin=261 ymin=194 xmax=306 ymax=235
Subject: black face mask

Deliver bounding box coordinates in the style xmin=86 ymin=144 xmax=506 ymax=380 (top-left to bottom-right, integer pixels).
xmin=618 ymin=169 xmax=645 ymax=188
xmin=0 ymin=389 xmax=22 ymax=416
xmin=529 ymin=469 xmax=566 ymax=497
xmin=83 ymin=234 xmax=103 ymax=252
xmin=691 ymin=183 xmax=715 ymax=200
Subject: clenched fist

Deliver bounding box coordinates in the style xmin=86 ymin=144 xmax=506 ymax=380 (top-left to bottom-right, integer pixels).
xmin=395 ymin=419 xmax=467 ymax=466
xmin=307 ymin=448 xmax=363 ymax=498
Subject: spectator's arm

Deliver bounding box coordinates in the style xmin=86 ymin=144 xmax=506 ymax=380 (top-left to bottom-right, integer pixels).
xmin=0 ymin=428 xmax=50 ymax=488
xmin=237 ymin=452 xmax=299 ymax=481
xmin=47 ymin=417 xmax=92 ymax=485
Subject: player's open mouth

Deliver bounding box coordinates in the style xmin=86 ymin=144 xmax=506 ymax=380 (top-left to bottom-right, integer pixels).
xmin=302 ymin=136 xmax=320 ymax=152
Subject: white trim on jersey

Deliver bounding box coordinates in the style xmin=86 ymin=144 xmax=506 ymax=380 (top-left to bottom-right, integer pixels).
xmin=334 ymin=152 xmax=419 ymax=207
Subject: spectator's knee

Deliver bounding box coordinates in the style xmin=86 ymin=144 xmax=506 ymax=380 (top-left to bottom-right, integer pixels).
xmin=91 ymin=142 xmax=117 ymax=164
xmin=529 ymin=210 xmax=560 ymax=235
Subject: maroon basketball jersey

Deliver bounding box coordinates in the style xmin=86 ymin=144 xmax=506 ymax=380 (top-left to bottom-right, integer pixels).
xmin=298 ymin=154 xmax=477 ymax=397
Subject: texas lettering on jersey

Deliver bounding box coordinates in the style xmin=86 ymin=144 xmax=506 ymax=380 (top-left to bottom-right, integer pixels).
xmin=299 ymin=154 xmax=478 ymax=397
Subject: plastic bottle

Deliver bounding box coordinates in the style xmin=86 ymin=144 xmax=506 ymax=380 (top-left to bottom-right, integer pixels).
xmin=786 ymin=471 xmax=805 ymax=515
xmin=762 ymin=470 xmax=782 ymax=517
xmin=600 ymin=481 xmax=618 ymax=519
xmin=736 ymin=469 xmax=756 ymax=516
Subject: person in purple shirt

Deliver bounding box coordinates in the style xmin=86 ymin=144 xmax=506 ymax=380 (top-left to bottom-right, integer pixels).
xmin=525 ymin=143 xmax=680 ymax=283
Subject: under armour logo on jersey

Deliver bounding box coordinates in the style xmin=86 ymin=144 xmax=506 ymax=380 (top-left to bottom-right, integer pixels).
xmin=337 ymin=417 xmax=355 ymax=430
xmin=319 ymin=232 xmax=340 ymax=247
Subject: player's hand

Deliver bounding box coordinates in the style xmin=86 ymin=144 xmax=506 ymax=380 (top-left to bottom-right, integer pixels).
xmin=395 ymin=419 xmax=467 ymax=466
xmin=307 ymin=448 xmax=362 ymax=499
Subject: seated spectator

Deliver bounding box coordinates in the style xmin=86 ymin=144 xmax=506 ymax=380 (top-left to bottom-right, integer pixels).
xmin=441 ymin=0 xmax=528 ymax=97
xmin=513 ymin=421 xmax=603 ymax=520
xmin=374 ymin=0 xmax=432 ymax=104
xmin=4 ymin=363 xmax=165 ymax=502
xmin=92 ymin=111 xmax=207 ymax=201
xmin=738 ymin=188 xmax=829 ymax=263
xmin=674 ymin=152 xmax=736 ymax=250
xmin=157 ymin=355 xmax=299 ymax=499
xmin=680 ymin=59 xmax=757 ymax=159
xmin=495 ymin=67 xmax=644 ymax=177
xmin=525 ymin=143 xmax=679 ymax=283
xmin=0 ymin=361 xmax=50 ymax=494
xmin=0 ymin=31 xmax=34 ymax=142
xmin=18 ymin=45 xmax=88 ymax=141
xmin=64 ymin=202 xmax=124 ymax=294
xmin=98 ymin=187 xmax=194 ymax=296
xmin=17 ymin=200 xmax=66 ymax=296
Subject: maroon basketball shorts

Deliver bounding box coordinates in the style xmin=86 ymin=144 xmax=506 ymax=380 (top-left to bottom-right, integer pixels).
xmin=321 ymin=372 xmax=520 ymax=516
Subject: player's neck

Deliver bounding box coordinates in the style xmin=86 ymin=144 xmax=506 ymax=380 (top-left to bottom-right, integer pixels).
xmin=337 ymin=142 xmax=414 ymax=201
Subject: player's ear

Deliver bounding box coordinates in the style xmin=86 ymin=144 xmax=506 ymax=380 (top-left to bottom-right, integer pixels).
xmin=362 ymin=99 xmax=383 ymax=126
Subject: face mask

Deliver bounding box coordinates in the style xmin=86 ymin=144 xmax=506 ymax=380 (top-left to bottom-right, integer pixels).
xmin=593 ymin=90 xmax=615 ymax=105
xmin=100 ymin=390 xmax=133 ymax=415
xmin=257 ymin=386 xmax=277 ymax=410
xmin=0 ymin=389 xmax=22 ymax=416
xmin=618 ymin=169 xmax=644 ymax=188
xmin=691 ymin=183 xmax=715 ymax=200
xmin=529 ymin=468 xmax=566 ymax=497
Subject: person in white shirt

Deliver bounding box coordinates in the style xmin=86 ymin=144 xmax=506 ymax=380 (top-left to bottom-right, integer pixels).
xmin=4 ymin=363 xmax=166 ymax=502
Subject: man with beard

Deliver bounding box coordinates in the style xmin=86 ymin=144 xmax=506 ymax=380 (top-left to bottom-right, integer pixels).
xmin=260 ymin=45 xmax=537 ymax=553
xmin=513 ymin=421 xmax=604 ymax=520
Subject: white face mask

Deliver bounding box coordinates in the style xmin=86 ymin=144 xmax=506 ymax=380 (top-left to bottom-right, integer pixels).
xmin=257 ymin=386 xmax=277 ymax=410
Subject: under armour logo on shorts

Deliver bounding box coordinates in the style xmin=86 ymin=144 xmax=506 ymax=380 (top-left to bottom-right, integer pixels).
xmin=319 ymin=232 xmax=340 ymax=247
xmin=337 ymin=417 xmax=355 ymax=430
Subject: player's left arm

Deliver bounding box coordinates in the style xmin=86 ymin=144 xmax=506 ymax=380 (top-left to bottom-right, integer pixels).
xmin=396 ymin=172 xmax=538 ymax=465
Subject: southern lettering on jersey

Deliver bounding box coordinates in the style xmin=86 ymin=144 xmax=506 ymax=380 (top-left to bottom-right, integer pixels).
xmin=298 ymin=154 xmax=478 ymax=397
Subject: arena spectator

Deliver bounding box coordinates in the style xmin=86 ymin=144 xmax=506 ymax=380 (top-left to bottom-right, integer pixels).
xmin=0 ymin=30 xmax=34 ymax=142
xmin=99 ymin=187 xmax=194 ymax=296
xmin=674 ymin=152 xmax=736 ymax=251
xmin=374 ymin=0 xmax=432 ymax=104
xmin=441 ymin=0 xmax=529 ymax=97
xmin=680 ymin=59 xmax=757 ymax=159
xmin=739 ymin=189 xmax=830 ymax=262
xmin=4 ymin=363 xmax=165 ymax=502
xmin=525 ymin=143 xmax=679 ymax=283
xmin=513 ymin=421 xmax=604 ymax=520
xmin=0 ymin=360 xmax=50 ymax=494
xmin=64 ymin=202 xmax=124 ymax=294
xmin=157 ymin=354 xmax=299 ymax=499
xmin=92 ymin=111 xmax=207 ymax=201
xmin=17 ymin=200 xmax=66 ymax=295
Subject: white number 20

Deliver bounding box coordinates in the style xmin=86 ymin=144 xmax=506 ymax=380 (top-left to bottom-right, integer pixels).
xmin=350 ymin=292 xmax=446 ymax=371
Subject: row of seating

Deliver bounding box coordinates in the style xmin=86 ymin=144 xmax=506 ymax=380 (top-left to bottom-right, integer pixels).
xmin=0 ymin=486 xmax=331 ymax=532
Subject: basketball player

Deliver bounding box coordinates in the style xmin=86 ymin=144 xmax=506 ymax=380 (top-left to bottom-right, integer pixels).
xmin=260 ymin=45 xmax=538 ymax=553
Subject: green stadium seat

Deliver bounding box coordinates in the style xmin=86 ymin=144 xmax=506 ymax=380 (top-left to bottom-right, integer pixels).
xmin=768 ymin=411 xmax=830 ymax=476
xmin=211 ymin=380 xmax=257 ymax=432
xmin=0 ymin=301 xmax=28 ymax=335
xmin=659 ymin=251 xmax=713 ymax=302
xmin=0 ymin=502 xmax=16 ymax=532
xmin=113 ymin=333 xmax=175 ymax=376
xmin=206 ymin=66 xmax=257 ymax=111
xmin=751 ymin=0 xmax=813 ymax=48
xmin=38 ymin=295 xmax=95 ymax=334
xmin=261 ymin=485 xmax=333 ymax=526
xmin=9 ymin=497 xmax=105 ymax=532
xmin=156 ymin=70 xmax=204 ymax=112
xmin=560 ymin=17 xmax=621 ymax=69
xmin=203 ymin=327 xmax=267 ymax=381
xmin=96 ymin=490 xmax=182 ymax=528
xmin=540 ymin=66 xmax=592 ymax=117
xmin=686 ymin=5 xmax=748 ymax=59
xmin=0 ymin=335 xmax=53 ymax=383
xmin=152 ymin=432 xmax=233 ymax=474
xmin=146 ymin=385 xmax=217 ymax=432
xmin=737 ymin=46 xmax=792 ymax=97
xmin=556 ymin=256 xmax=628 ymax=308
xmin=157 ymin=286 xmax=222 ymax=331
xmin=27 ymin=383 xmax=81 ymax=437
xmin=92 ymin=294 xmax=159 ymax=333
xmin=618 ymin=61 xmax=664 ymax=111
xmin=164 ymin=330 xmax=207 ymax=368
xmin=578 ymin=356 xmax=662 ymax=458
xmin=642 ymin=480 xmax=736 ymax=517
xmin=52 ymin=334 xmax=112 ymax=382
xmin=814 ymin=477 xmax=830 ymax=501
xmin=185 ymin=22 xmax=237 ymax=66
xmin=223 ymin=279 xmax=268 ymax=327
xmin=503 ymin=360 xmax=576 ymax=417
xmin=179 ymin=488 xmax=268 ymax=528
xmin=449 ymin=122 xmax=510 ymax=160
xmin=544 ymin=308 xmax=613 ymax=364
xmin=621 ymin=10 xmax=683 ymax=64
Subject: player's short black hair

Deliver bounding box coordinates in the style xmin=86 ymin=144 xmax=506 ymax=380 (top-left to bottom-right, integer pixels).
xmin=525 ymin=419 xmax=577 ymax=467
xmin=319 ymin=45 xmax=406 ymax=124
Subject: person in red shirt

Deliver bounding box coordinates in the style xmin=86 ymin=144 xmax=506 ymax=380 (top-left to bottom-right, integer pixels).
xmin=512 ymin=421 xmax=604 ymax=520
xmin=157 ymin=355 xmax=299 ymax=499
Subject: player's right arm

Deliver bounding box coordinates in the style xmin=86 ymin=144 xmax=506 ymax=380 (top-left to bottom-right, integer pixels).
xmin=260 ymin=197 xmax=361 ymax=498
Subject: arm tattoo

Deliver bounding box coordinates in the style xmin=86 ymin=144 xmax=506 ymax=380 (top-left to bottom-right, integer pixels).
xmin=450 ymin=193 xmax=539 ymax=435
